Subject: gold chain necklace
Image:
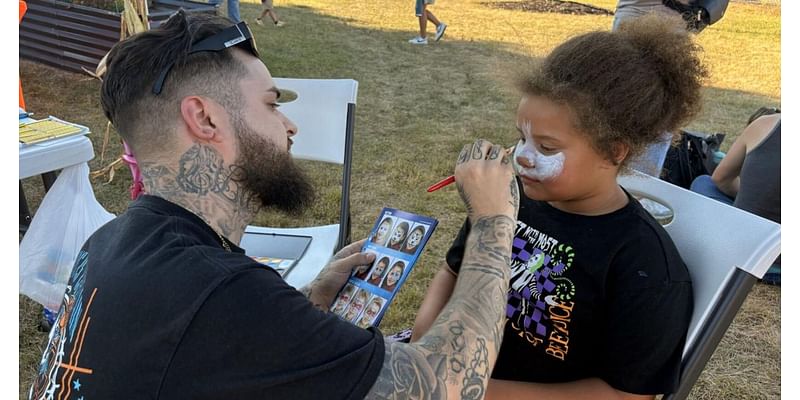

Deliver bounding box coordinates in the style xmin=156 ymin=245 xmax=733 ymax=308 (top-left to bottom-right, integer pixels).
xmin=213 ymin=229 xmax=232 ymax=253
xmin=186 ymin=209 xmax=232 ymax=253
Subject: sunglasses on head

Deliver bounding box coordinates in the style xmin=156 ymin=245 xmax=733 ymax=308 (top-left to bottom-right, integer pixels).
xmin=152 ymin=20 xmax=259 ymax=95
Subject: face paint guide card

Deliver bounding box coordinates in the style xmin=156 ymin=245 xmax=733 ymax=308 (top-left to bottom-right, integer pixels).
xmin=330 ymin=208 xmax=438 ymax=328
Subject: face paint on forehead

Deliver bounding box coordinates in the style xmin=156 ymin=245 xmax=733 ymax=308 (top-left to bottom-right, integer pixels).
xmin=514 ymin=120 xmax=566 ymax=182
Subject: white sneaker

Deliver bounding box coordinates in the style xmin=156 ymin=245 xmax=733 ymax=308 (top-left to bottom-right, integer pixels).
xmin=408 ymin=36 xmax=428 ymax=45
xmin=435 ymin=23 xmax=447 ymax=41
xmin=254 ymin=18 xmax=263 ymax=26
xmin=275 ymin=21 xmax=285 ymax=27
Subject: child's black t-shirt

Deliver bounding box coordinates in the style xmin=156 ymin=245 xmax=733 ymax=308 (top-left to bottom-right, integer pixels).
xmin=445 ymin=187 xmax=693 ymax=395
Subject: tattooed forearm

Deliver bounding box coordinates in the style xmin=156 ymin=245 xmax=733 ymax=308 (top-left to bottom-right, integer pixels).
xmin=467 ymin=216 xmax=516 ymax=264
xmin=456 ymin=183 xmax=475 ymax=219
xmin=366 ymin=215 xmax=513 ymax=399
xmin=460 ymin=265 xmax=506 ymax=279
xmin=368 ymin=343 xmax=448 ymax=399
xmin=461 ymin=337 xmax=489 ymax=400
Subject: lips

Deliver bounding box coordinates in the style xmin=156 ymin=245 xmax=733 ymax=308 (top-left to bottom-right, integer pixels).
xmin=519 ymin=175 xmax=541 ymax=185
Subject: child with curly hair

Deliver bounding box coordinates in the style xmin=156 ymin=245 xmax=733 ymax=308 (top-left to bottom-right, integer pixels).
xmin=411 ymin=14 xmax=707 ymax=399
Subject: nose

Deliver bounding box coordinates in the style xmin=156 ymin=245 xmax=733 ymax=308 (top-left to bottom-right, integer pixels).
xmin=279 ymin=111 xmax=298 ymax=137
xmin=516 ymin=152 xmax=534 ymax=169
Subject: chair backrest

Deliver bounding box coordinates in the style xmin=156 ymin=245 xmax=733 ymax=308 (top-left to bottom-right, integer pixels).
xmin=272 ymin=78 xmax=358 ymax=251
xmin=273 ymin=78 xmax=357 ymax=164
xmin=628 ymin=132 xmax=672 ymax=177
xmin=618 ymin=171 xmax=781 ymax=400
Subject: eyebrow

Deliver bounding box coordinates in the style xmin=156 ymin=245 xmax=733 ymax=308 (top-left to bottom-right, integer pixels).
xmin=266 ymin=86 xmax=281 ymax=99
xmin=516 ymin=126 xmax=560 ymax=143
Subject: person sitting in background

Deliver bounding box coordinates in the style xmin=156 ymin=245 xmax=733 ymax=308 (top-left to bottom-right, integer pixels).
xmin=690 ymin=108 xmax=781 ymax=284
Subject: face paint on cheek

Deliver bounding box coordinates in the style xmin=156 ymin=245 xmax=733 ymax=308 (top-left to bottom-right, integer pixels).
xmin=513 ymin=139 xmax=566 ymax=182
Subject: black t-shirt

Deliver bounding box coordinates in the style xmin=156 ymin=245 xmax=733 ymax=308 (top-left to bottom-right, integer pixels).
xmin=446 ymin=187 xmax=692 ymax=395
xmin=29 ymin=195 xmax=384 ymax=400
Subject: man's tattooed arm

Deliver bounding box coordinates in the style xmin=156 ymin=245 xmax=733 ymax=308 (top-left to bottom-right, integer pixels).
xmin=364 ymin=215 xmax=514 ymax=400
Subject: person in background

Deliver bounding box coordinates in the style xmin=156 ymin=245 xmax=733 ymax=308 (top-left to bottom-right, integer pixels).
xmin=255 ymin=0 xmax=285 ymax=27
xmin=690 ymin=108 xmax=781 ymax=284
xmin=210 ymin=0 xmax=242 ymax=22
xmin=408 ymin=0 xmax=447 ymax=45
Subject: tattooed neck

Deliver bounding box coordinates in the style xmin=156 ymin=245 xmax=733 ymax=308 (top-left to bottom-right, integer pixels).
xmin=139 ymin=143 xmax=260 ymax=244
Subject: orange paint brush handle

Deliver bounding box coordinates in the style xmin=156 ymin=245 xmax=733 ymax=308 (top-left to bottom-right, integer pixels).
xmin=426 ymin=146 xmax=516 ymax=193
xmin=426 ymin=175 xmax=455 ymax=193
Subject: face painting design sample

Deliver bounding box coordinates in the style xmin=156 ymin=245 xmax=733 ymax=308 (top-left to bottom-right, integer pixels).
xmin=356 ymin=297 xmax=386 ymax=328
xmin=381 ymin=261 xmax=405 ymax=291
xmin=387 ymin=221 xmax=410 ymax=250
xmin=368 ymin=257 xmax=391 ymax=285
xmin=331 ymin=283 xmax=357 ymax=315
xmin=402 ymin=225 xmax=427 ymax=254
xmin=372 ymin=217 xmax=395 ymax=245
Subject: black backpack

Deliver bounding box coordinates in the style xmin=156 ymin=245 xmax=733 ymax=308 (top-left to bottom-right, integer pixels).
xmin=660 ymin=130 xmax=725 ymax=189
xmin=662 ymin=0 xmax=730 ymax=32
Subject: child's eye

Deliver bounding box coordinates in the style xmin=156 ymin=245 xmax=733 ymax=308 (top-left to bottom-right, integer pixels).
xmin=539 ymin=144 xmax=555 ymax=153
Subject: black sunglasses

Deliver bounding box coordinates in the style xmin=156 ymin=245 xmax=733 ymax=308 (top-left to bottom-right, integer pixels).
xmin=152 ymin=20 xmax=260 ymax=95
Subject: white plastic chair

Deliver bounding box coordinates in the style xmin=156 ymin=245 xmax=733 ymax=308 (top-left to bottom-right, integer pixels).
xmin=618 ymin=171 xmax=781 ymax=400
xmin=241 ymin=78 xmax=358 ymax=289
xmin=628 ymin=132 xmax=672 ymax=177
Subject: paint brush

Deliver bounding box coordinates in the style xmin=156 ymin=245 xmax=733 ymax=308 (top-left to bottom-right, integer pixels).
xmin=427 ymin=145 xmax=516 ymax=193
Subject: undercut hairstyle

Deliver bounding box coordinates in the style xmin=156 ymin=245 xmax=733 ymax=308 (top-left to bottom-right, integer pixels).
xmin=100 ymin=11 xmax=248 ymax=157
xmin=517 ymin=14 xmax=708 ymax=169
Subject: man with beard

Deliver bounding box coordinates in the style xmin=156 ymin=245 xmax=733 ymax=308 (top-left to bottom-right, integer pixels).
xmin=29 ymin=11 xmax=520 ymax=400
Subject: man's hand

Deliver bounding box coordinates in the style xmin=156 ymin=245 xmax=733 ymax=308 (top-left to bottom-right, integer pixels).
xmin=300 ymin=239 xmax=375 ymax=311
xmin=455 ymin=139 xmax=519 ymax=222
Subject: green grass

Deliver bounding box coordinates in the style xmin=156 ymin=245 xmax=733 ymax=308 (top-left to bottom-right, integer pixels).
xmin=19 ymin=0 xmax=780 ymax=398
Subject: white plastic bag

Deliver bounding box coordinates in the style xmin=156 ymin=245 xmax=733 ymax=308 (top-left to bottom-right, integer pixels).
xmin=19 ymin=162 xmax=115 ymax=311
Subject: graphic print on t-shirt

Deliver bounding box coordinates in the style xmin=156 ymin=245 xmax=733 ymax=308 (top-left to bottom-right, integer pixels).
xmin=507 ymin=221 xmax=577 ymax=361
xmin=30 ymin=250 xmax=97 ymax=400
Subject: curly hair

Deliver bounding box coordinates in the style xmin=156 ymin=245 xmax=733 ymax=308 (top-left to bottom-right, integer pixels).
xmin=517 ymin=14 xmax=708 ymax=169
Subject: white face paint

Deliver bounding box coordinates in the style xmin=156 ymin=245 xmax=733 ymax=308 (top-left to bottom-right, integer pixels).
xmin=405 ymin=229 xmax=423 ymax=249
xmin=513 ymin=120 xmax=566 ymax=182
xmin=390 ymin=226 xmax=406 ymax=245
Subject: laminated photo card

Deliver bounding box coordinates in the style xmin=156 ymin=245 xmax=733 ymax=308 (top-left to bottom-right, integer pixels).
xmin=330 ymin=208 xmax=438 ymax=328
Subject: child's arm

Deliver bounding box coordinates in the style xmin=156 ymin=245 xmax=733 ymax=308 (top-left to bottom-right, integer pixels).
xmin=409 ymin=263 xmax=458 ymax=342
xmin=486 ymin=378 xmax=655 ymax=400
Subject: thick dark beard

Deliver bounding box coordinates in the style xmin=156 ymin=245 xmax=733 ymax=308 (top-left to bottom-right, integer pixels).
xmin=231 ymin=117 xmax=315 ymax=215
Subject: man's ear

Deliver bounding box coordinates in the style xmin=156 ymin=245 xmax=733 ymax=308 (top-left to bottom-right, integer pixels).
xmin=179 ymin=96 xmax=224 ymax=143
